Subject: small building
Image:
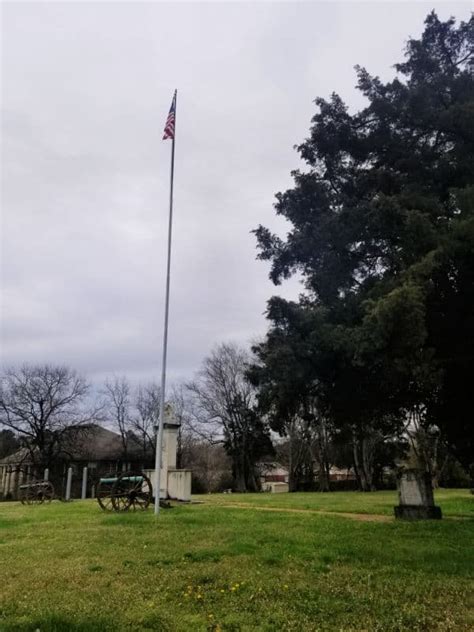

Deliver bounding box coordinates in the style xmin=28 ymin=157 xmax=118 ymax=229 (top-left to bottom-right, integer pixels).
xmin=328 ymin=466 xmax=356 ymax=482
xmin=264 ymin=481 xmax=290 ymax=493
xmin=0 ymin=414 xmax=191 ymax=502
xmin=259 ymin=463 xmax=290 ymax=492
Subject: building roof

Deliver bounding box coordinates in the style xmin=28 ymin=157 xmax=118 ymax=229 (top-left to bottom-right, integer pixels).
xmin=1 ymin=447 xmax=30 ymax=466
xmin=258 ymin=462 xmax=289 ymax=477
xmin=74 ymin=425 xmax=130 ymax=460
xmin=0 ymin=424 xmax=144 ymax=465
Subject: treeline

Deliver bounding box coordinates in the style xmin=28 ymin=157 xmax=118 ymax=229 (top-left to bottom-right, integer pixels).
xmin=2 ymin=336 xmax=470 ymax=495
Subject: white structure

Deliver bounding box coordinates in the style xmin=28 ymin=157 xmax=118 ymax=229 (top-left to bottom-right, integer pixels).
xmin=144 ymin=413 xmax=192 ymax=502
xmin=263 ymin=482 xmax=289 ymax=493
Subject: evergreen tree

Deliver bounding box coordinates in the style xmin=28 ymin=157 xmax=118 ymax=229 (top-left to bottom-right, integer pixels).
xmin=254 ymin=13 xmax=474 ymax=472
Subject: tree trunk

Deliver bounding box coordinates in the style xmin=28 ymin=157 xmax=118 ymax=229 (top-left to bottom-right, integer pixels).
xmin=287 ymin=423 xmax=303 ymax=492
xmin=288 ymin=429 xmax=296 ymax=492
xmin=353 ymin=434 xmax=368 ymax=491
xmin=352 ymin=435 xmax=362 ymax=490
xmin=352 ymin=431 xmax=376 ymax=491
xmin=247 ymin=465 xmax=260 ymax=492
xmin=361 ymin=437 xmax=375 ymax=491
xmin=234 ymin=470 xmax=246 ymax=492
xmin=318 ymin=465 xmax=330 ymax=492
xmin=233 ymin=453 xmax=246 ymax=492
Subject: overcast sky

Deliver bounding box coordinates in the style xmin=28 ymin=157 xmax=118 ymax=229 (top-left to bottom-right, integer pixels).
xmin=1 ymin=1 xmax=471 ymax=387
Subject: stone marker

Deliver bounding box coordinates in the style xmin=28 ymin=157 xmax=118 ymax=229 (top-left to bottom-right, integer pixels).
xmin=65 ymin=467 xmax=73 ymax=501
xmin=81 ymin=467 xmax=88 ymax=500
xmin=394 ymin=469 xmax=442 ymax=520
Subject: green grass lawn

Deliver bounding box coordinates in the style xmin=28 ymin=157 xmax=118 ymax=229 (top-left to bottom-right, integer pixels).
xmin=0 ymin=490 xmax=472 ymax=632
xmin=201 ymin=488 xmax=474 ymax=518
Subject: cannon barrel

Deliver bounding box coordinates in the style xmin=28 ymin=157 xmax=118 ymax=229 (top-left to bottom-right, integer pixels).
xmin=99 ymin=476 xmax=144 ymax=484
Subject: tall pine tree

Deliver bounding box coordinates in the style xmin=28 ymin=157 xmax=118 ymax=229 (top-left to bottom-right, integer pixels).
xmin=254 ymin=13 xmax=474 ymax=473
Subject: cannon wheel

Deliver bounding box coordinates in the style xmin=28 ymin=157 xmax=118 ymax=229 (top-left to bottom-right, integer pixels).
xmin=38 ymin=481 xmax=55 ymax=503
xmin=112 ymin=471 xmax=153 ymax=512
xmin=20 ymin=480 xmax=55 ymax=505
xmin=96 ymin=475 xmax=116 ymax=511
xmin=19 ymin=485 xmax=31 ymax=505
xmin=24 ymin=487 xmax=39 ymax=505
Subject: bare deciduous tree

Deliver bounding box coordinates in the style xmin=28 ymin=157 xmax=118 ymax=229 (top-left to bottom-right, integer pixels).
xmin=102 ymin=376 xmax=131 ymax=458
xmin=0 ymin=364 xmax=97 ymax=470
xmin=181 ymin=439 xmax=231 ymax=493
xmin=131 ymin=383 xmax=160 ymax=459
xmin=168 ymin=383 xmax=206 ymax=468
xmin=187 ymin=342 xmax=272 ymax=492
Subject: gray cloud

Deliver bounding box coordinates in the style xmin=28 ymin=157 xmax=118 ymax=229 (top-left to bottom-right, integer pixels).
xmin=1 ymin=1 xmax=471 ymax=385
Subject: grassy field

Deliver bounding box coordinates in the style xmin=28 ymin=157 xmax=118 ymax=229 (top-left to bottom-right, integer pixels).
xmin=0 ymin=490 xmax=472 ymax=632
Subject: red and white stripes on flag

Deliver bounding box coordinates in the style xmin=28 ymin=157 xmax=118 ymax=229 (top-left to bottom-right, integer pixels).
xmin=162 ymin=91 xmax=177 ymax=140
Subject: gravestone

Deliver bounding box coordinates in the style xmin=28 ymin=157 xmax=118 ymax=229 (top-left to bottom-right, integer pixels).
xmin=394 ymin=469 xmax=442 ymax=520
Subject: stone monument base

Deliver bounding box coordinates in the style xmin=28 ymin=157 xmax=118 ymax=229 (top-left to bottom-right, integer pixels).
xmin=394 ymin=505 xmax=442 ymax=520
xmin=394 ymin=468 xmax=443 ymax=520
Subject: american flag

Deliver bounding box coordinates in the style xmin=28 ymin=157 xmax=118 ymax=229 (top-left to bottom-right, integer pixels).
xmin=163 ymin=91 xmax=177 ymax=140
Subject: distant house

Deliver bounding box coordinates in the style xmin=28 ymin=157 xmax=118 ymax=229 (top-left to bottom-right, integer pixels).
xmin=0 ymin=415 xmax=191 ymax=501
xmin=329 ymin=466 xmax=356 ymax=482
xmin=259 ymin=462 xmax=289 ymax=486
xmin=258 ymin=462 xmax=356 ymax=492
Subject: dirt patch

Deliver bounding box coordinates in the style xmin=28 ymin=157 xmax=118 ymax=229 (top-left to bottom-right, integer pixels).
xmin=207 ymin=502 xmax=392 ymax=522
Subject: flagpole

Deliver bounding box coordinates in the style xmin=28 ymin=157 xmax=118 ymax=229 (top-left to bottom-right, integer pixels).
xmin=154 ymin=90 xmax=177 ymax=516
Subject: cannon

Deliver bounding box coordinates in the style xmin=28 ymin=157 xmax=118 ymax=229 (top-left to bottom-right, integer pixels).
xmin=19 ymin=480 xmax=55 ymax=505
xmin=96 ymin=471 xmax=153 ymax=512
